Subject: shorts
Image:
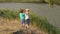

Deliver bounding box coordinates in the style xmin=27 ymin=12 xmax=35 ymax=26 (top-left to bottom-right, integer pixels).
xmin=25 ymin=19 xmax=30 ymax=25
xmin=20 ymin=19 xmax=25 ymax=24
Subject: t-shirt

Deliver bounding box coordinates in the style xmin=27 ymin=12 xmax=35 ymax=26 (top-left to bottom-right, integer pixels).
xmin=19 ymin=13 xmax=25 ymax=19
xmin=25 ymin=14 xmax=30 ymax=20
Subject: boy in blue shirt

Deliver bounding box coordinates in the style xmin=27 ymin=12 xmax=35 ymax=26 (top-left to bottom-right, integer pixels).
xmin=19 ymin=9 xmax=25 ymax=27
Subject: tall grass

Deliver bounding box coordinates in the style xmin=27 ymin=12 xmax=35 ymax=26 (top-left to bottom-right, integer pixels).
xmin=30 ymin=13 xmax=60 ymax=34
xmin=0 ymin=9 xmax=19 ymax=19
xmin=0 ymin=9 xmax=60 ymax=34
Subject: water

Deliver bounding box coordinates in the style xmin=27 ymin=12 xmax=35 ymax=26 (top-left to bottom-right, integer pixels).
xmin=0 ymin=3 xmax=60 ymax=29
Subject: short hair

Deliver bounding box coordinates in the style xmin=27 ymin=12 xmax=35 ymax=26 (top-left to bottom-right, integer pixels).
xmin=20 ymin=9 xmax=24 ymax=13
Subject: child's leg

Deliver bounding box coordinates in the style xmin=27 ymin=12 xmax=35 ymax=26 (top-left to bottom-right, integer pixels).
xmin=25 ymin=19 xmax=30 ymax=29
xmin=22 ymin=23 xmax=25 ymax=27
xmin=21 ymin=19 xmax=25 ymax=28
xmin=25 ymin=24 xmax=29 ymax=28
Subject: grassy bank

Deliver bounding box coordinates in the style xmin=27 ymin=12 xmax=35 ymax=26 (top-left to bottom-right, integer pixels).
xmin=0 ymin=0 xmax=60 ymax=5
xmin=0 ymin=9 xmax=19 ymax=19
xmin=0 ymin=0 xmax=43 ymax=3
xmin=30 ymin=13 xmax=60 ymax=34
xmin=0 ymin=9 xmax=60 ymax=34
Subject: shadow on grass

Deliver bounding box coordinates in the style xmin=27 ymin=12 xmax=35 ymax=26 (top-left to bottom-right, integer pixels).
xmin=12 ymin=29 xmax=36 ymax=34
xmin=13 ymin=29 xmax=24 ymax=34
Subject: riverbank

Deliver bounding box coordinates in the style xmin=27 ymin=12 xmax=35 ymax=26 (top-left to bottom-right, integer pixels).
xmin=0 ymin=9 xmax=60 ymax=34
xmin=0 ymin=0 xmax=60 ymax=5
xmin=0 ymin=0 xmax=44 ymax=3
xmin=0 ymin=9 xmax=47 ymax=34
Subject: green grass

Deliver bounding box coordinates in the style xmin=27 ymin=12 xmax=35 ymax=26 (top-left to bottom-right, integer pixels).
xmin=0 ymin=9 xmax=19 ymax=19
xmin=0 ymin=9 xmax=60 ymax=34
xmin=30 ymin=13 xmax=60 ymax=34
xmin=0 ymin=0 xmax=41 ymax=3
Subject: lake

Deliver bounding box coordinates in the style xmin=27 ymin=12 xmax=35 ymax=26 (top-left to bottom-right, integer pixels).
xmin=0 ymin=3 xmax=60 ymax=29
